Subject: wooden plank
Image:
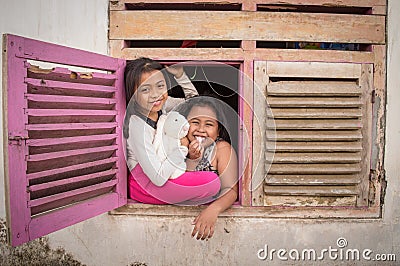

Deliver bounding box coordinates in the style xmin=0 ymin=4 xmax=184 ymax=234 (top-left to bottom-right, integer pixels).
xmin=356 ymin=63 xmax=373 ymax=207
xmin=27 ymin=153 xmax=117 ymax=176
xmin=268 ymin=164 xmax=361 ymax=174
xmin=270 ymin=119 xmax=362 ymax=130
xmin=27 ymin=157 xmax=118 ymax=181
xmin=240 ymin=60 xmax=254 ymax=206
xmin=110 ymin=11 xmax=385 ymax=44
xmin=27 ymin=134 xmax=117 ymax=147
xmin=267 ymin=96 xmax=363 ymax=107
xmin=29 ymin=169 xmax=118 ymax=193
xmin=26 ymin=109 xmax=117 ymax=117
xmin=113 ymin=202 xmax=381 ymax=219
xmin=267 ymin=61 xmax=361 ymax=79
xmin=269 ymin=108 xmax=362 ymax=119
xmin=115 ymin=47 xmax=245 ymax=61
xmin=268 ymin=130 xmax=362 ymax=141
xmin=267 ymin=152 xmax=361 ymax=163
xmin=113 ymin=58 xmax=128 ymax=206
xmin=267 ymin=141 xmax=362 ymax=152
xmin=370 ymin=45 xmax=385 ymax=208
xmin=26 ymin=122 xmax=117 ymax=131
xmin=255 ymin=49 xmax=374 ymax=64
xmin=3 ymin=33 xmax=31 ymax=246
xmin=27 ymin=67 xmax=116 ymax=86
xmin=252 ymin=61 xmax=268 ymax=206
xmin=266 ymin=174 xmax=360 ymax=185
xmin=28 ymin=180 xmax=117 ymax=208
xmin=25 ymin=78 xmax=116 ymax=95
xmin=110 ymin=0 xmax=243 ymax=10
xmin=8 ymin=34 xmax=120 ymax=71
xmin=30 ymin=187 xmax=115 ymax=216
xmin=267 ymin=81 xmax=361 ymax=96
xmin=111 ymin=47 xmax=374 ymax=63
xmin=29 ymin=138 xmax=116 ymax=155
xmin=27 ymin=145 xmax=118 ymax=162
xmin=264 ymin=195 xmax=356 ymax=207
xmin=26 ymin=94 xmax=117 ymax=105
xmin=111 ymin=0 xmax=386 ymax=10
xmin=264 ymin=185 xmax=358 ymax=196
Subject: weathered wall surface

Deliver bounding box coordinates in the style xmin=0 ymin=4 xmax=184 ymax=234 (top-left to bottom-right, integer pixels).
xmin=1 ymin=1 xmax=399 ymax=265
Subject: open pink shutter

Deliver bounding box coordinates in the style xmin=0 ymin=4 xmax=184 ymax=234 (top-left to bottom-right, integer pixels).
xmin=3 ymin=34 xmax=127 ymax=246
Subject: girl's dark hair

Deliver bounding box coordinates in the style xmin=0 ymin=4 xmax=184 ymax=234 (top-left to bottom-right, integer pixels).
xmin=124 ymin=57 xmax=165 ymax=105
xmin=123 ymin=57 xmax=169 ymax=138
xmin=177 ymin=96 xmax=231 ymax=144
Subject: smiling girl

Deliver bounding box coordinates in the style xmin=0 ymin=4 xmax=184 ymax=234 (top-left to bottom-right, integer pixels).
xmin=178 ymin=96 xmax=239 ymax=240
xmin=123 ymin=58 xmax=221 ymax=207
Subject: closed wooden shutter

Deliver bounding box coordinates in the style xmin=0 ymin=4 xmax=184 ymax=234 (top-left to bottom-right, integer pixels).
xmin=253 ymin=61 xmax=372 ymax=207
xmin=3 ymin=34 xmax=127 ymax=246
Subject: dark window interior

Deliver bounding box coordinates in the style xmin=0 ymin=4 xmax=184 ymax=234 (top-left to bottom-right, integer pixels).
xmin=167 ymin=63 xmax=240 ymax=152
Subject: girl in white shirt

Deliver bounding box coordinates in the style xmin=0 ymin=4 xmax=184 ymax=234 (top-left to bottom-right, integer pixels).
xmin=123 ymin=58 xmax=221 ymax=207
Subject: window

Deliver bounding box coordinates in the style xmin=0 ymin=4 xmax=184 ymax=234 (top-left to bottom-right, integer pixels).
xmin=3 ymin=34 xmax=127 ymax=246
xmin=3 ymin=0 xmax=387 ymax=247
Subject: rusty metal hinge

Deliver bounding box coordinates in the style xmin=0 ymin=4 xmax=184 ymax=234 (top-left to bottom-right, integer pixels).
xmin=8 ymin=134 xmax=28 ymax=145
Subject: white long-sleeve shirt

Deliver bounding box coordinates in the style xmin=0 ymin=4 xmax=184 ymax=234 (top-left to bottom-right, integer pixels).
xmin=125 ymin=73 xmax=197 ymax=186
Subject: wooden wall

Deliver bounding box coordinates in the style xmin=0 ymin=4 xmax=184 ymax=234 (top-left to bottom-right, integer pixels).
xmin=109 ymin=0 xmax=386 ymax=217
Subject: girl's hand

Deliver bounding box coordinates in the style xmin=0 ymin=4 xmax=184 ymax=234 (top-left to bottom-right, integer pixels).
xmin=180 ymin=136 xmax=189 ymax=148
xmin=191 ymin=206 xmax=219 ymax=240
xmin=166 ymin=65 xmax=184 ymax=79
xmin=188 ymin=139 xmax=203 ymax=159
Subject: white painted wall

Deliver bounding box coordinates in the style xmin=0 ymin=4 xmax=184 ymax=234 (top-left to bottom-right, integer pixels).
xmin=0 ymin=0 xmax=109 ymax=218
xmin=0 ymin=1 xmax=399 ymax=265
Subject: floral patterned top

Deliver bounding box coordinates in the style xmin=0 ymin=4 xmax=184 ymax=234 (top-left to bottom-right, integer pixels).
xmin=194 ymin=137 xmax=222 ymax=175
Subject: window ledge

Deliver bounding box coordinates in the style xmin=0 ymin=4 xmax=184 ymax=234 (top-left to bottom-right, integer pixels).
xmin=110 ymin=203 xmax=381 ymax=219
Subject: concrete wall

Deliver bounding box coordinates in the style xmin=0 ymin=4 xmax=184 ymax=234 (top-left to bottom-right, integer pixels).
xmin=1 ymin=1 xmax=399 ymax=265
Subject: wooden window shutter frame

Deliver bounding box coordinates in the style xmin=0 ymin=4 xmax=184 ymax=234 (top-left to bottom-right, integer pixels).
xmin=253 ymin=61 xmax=373 ymax=208
xmin=2 ymin=34 xmax=127 ymax=246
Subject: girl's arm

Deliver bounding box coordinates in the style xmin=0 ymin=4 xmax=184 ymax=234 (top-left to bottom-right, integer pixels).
xmin=164 ymin=67 xmax=198 ymax=112
xmin=191 ymin=141 xmax=238 ymax=240
xmin=175 ymin=71 xmax=198 ymax=99
xmin=128 ymin=116 xmax=185 ymax=187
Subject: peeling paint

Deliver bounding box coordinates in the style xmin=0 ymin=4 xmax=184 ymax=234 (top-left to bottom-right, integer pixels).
xmin=0 ymin=219 xmax=83 ymax=266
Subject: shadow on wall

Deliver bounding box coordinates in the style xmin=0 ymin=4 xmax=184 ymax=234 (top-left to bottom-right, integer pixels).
xmin=0 ymin=219 xmax=83 ymax=266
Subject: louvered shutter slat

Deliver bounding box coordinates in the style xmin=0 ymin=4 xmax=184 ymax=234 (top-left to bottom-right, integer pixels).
xmin=268 ymin=141 xmax=362 ymax=152
xmin=266 ymin=174 xmax=360 ymax=185
xmin=266 ymin=130 xmax=362 ymax=141
xmin=27 ymin=157 xmax=118 ymax=182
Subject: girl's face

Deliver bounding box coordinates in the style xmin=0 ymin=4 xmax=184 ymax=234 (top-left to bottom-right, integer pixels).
xmin=187 ymin=105 xmax=219 ymax=143
xmin=134 ymin=70 xmax=168 ymax=117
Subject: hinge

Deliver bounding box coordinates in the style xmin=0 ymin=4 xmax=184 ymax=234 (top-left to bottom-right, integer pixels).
xmin=371 ymin=90 xmax=376 ymax=103
xmin=8 ymin=134 xmax=28 ymax=146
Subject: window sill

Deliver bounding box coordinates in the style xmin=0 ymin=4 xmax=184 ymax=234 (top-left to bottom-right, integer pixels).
xmin=110 ymin=203 xmax=381 ymax=219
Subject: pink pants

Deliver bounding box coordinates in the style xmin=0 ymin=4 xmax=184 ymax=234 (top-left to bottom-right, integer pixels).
xmin=129 ymin=164 xmax=221 ymax=205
